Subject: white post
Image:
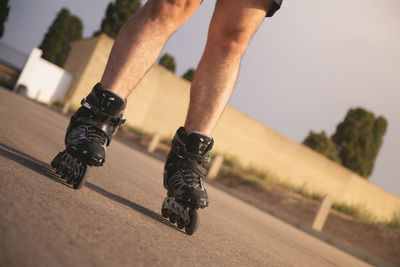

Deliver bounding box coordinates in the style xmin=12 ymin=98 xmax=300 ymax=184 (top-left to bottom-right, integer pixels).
xmin=147 ymin=132 xmax=161 ymax=153
xmin=207 ymin=155 xmax=224 ymax=179
xmin=34 ymin=90 xmax=41 ymax=101
xmin=62 ymin=100 xmax=71 ymax=114
xmin=312 ymin=195 xmax=333 ymax=232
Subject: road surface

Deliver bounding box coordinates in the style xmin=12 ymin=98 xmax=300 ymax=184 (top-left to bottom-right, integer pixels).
xmin=0 ymin=88 xmax=371 ymax=266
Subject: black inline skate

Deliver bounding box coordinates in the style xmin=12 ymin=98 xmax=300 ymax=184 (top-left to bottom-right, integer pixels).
xmin=161 ymin=127 xmax=213 ymax=235
xmin=51 ymin=83 xmax=126 ymax=189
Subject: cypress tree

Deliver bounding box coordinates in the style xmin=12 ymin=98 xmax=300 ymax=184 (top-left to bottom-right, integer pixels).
xmin=0 ymin=0 xmax=10 ymax=38
xmin=97 ymin=0 xmax=141 ymax=38
xmin=182 ymin=68 xmax=196 ymax=82
xmin=39 ymin=8 xmax=83 ymax=67
xmin=159 ymin=53 xmax=176 ymax=73
xmin=303 ymin=131 xmax=341 ymax=164
xmin=332 ymin=107 xmax=388 ymax=178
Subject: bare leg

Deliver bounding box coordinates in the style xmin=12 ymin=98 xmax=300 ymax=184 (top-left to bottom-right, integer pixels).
xmin=101 ymin=0 xmax=202 ymax=98
xmin=184 ymin=0 xmax=273 ymax=135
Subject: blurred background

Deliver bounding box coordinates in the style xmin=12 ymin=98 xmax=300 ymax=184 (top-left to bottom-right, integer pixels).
xmin=1 ymin=0 xmax=399 ymax=197
xmin=1 ymin=0 xmax=400 ymax=264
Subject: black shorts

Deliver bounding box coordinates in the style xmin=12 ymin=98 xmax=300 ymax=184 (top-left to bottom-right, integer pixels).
xmin=266 ymin=0 xmax=283 ymax=17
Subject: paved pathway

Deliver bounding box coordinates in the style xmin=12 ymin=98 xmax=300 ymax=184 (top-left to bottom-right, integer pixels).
xmin=0 ymin=89 xmax=371 ymax=266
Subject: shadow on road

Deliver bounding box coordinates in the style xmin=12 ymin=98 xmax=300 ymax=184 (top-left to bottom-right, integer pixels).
xmin=0 ymin=142 xmax=182 ymax=234
xmin=85 ymin=182 xmax=181 ymax=233
xmin=0 ymin=142 xmax=69 ymax=187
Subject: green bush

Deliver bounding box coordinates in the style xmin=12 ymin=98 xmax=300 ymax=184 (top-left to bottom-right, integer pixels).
xmin=123 ymin=125 xmax=148 ymax=137
xmin=386 ymin=211 xmax=400 ymax=230
xmin=332 ymin=202 xmax=376 ymax=222
xmin=53 ymin=99 xmax=64 ymax=108
xmin=216 ymin=154 xmax=275 ymax=190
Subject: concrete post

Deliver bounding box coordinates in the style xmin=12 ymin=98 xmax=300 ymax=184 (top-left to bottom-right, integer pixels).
xmin=207 ymin=155 xmax=224 ymax=179
xmin=62 ymin=100 xmax=71 ymax=114
xmin=312 ymin=195 xmax=333 ymax=232
xmin=147 ymin=132 xmax=161 ymax=153
xmin=34 ymin=90 xmax=41 ymax=101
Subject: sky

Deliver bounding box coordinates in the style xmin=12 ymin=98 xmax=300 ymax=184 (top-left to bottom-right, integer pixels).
xmin=2 ymin=0 xmax=400 ymax=197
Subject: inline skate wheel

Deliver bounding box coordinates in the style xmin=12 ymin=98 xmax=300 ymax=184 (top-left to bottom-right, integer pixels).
xmin=177 ymin=218 xmax=185 ymax=229
xmin=185 ymin=209 xmax=199 ymax=235
xmin=161 ymin=207 xmax=170 ymax=218
xmin=169 ymin=213 xmax=177 ymax=223
xmin=72 ymin=165 xmax=89 ymax=189
xmin=51 ymin=151 xmax=88 ymax=190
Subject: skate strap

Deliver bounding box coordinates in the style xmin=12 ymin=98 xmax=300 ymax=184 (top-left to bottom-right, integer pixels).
xmin=81 ymin=98 xmax=126 ymax=126
xmin=79 ymin=99 xmax=126 ymax=142
xmin=78 ymin=117 xmax=115 ymax=140
xmin=176 ymin=147 xmax=211 ymax=163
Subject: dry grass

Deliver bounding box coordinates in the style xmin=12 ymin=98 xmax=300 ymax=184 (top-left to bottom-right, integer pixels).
xmin=214 ymin=152 xmax=399 ymax=228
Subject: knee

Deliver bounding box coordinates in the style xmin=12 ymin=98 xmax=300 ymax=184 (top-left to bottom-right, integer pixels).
xmin=209 ymin=24 xmax=252 ymax=57
xmin=149 ymin=0 xmax=198 ymax=22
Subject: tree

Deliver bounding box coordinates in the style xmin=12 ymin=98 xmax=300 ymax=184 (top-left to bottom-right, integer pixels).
xmin=182 ymin=68 xmax=195 ymax=82
xmin=303 ymin=131 xmax=341 ymax=164
xmin=332 ymin=107 xmax=388 ymax=178
xmin=96 ymin=0 xmax=141 ymax=38
xmin=39 ymin=8 xmax=83 ymax=67
xmin=54 ymin=15 xmax=83 ymax=67
xmin=159 ymin=53 xmax=176 ymax=73
xmin=0 ymin=0 xmax=10 ymax=38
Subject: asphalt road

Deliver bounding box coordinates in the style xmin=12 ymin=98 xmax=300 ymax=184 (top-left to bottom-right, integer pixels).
xmin=0 ymin=88 xmax=371 ymax=267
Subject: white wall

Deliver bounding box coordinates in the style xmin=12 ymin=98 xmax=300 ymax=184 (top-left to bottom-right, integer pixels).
xmin=14 ymin=48 xmax=72 ymax=104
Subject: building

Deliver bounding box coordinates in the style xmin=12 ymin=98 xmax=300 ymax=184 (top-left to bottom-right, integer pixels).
xmin=13 ymin=48 xmax=73 ymax=103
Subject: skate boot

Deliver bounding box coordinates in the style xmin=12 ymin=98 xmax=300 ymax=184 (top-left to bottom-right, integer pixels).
xmin=161 ymin=127 xmax=213 ymax=235
xmin=51 ymin=83 xmax=126 ymax=189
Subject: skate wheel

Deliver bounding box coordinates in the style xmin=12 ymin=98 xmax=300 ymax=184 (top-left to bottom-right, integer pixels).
xmin=51 ymin=152 xmax=64 ymax=169
xmin=177 ymin=218 xmax=185 ymax=229
xmin=52 ymin=152 xmax=76 ymax=181
xmin=185 ymin=209 xmax=199 ymax=235
xmin=169 ymin=213 xmax=177 ymax=223
xmin=72 ymin=164 xmax=88 ymax=190
xmin=161 ymin=208 xmax=170 ymax=218
xmin=51 ymin=151 xmax=89 ymax=190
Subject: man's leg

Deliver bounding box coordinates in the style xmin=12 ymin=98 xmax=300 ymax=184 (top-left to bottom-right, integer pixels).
xmin=52 ymin=0 xmax=202 ymax=184
xmin=163 ymin=0 xmax=274 ymax=216
xmin=101 ymin=0 xmax=202 ymax=98
xmin=185 ymin=0 xmax=273 ymax=135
